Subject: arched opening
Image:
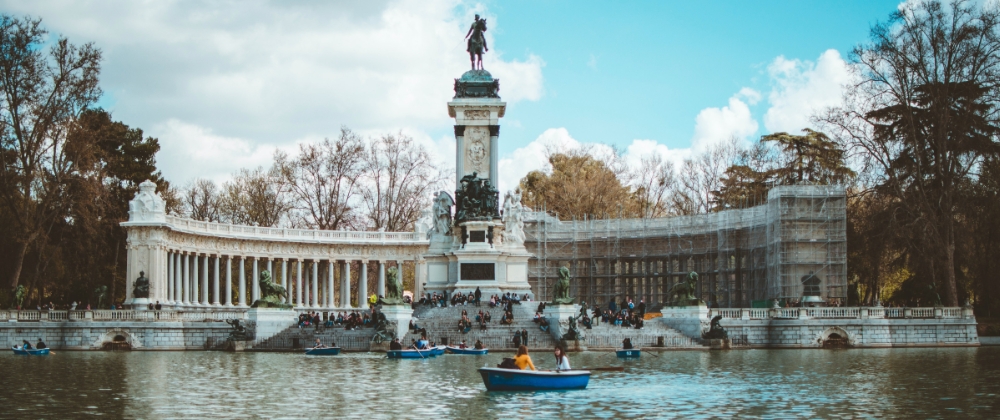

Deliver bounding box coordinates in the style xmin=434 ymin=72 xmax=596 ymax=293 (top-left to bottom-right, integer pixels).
xmin=820 ymin=328 xmax=851 ymax=348
xmin=101 ymin=333 xmax=132 ymax=351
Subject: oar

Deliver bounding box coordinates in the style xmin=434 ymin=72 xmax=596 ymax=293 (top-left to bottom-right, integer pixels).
xmin=586 ymin=366 xmax=624 ymax=372
xmin=415 ymin=347 xmax=425 ymax=359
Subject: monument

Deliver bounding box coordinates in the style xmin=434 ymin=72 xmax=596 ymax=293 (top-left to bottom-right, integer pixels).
xmin=545 ymin=266 xmax=585 ymax=350
xmin=422 ymin=17 xmax=533 ymax=300
xmin=379 ymin=267 xmax=413 ymax=340
xmin=248 ymin=269 xmax=295 ymax=343
xmin=131 ymin=271 xmax=151 ymax=309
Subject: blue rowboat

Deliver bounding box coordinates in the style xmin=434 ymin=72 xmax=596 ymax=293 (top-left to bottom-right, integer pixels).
xmin=446 ymin=347 xmax=488 ymax=355
xmin=616 ymin=348 xmax=641 ymax=358
xmin=12 ymin=346 xmax=49 ymax=356
xmin=478 ymin=367 xmax=591 ymax=391
xmin=387 ymin=349 xmax=433 ymax=359
xmin=430 ymin=345 xmax=446 ymax=356
xmin=304 ymin=347 xmax=341 ymax=356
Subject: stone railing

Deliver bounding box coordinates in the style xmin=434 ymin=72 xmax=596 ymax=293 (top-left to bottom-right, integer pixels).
xmin=161 ymin=216 xmax=426 ymax=244
xmin=1 ymin=309 xmax=248 ymax=322
xmin=709 ymin=306 xmax=974 ymax=320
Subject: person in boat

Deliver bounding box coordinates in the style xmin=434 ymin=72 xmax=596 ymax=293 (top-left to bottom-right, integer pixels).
xmin=390 ymin=338 xmax=403 ymax=351
xmin=514 ymin=345 xmax=536 ymax=371
xmin=418 ymin=335 xmax=430 ymax=350
xmin=36 ymin=338 xmax=47 ymax=349
xmin=474 ymin=339 xmax=484 ymax=350
xmin=622 ymin=338 xmax=633 ymax=350
xmin=553 ymin=345 xmax=571 ymax=371
xmin=458 ymin=340 xmax=468 ymax=349
xmin=408 ymin=339 xmax=419 ymax=350
xmin=313 ymin=339 xmax=326 ymax=349
xmin=21 ymin=340 xmax=32 ymax=350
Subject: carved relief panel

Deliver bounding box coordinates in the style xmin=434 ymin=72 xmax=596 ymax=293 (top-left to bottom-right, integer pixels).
xmin=463 ymin=125 xmax=490 ymax=177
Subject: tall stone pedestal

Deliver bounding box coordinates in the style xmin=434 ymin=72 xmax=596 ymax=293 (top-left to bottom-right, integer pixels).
xmin=381 ymin=305 xmax=413 ymax=340
xmin=131 ymin=298 xmax=151 ymax=310
xmin=248 ymin=308 xmax=296 ymax=343
xmin=659 ymin=305 xmax=709 ymax=340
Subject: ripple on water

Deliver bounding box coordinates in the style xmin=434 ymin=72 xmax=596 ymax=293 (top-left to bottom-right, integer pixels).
xmin=1 ymin=347 xmax=1000 ymax=418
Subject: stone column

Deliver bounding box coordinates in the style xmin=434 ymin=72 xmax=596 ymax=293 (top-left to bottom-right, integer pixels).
xmin=202 ymin=254 xmax=210 ymax=305
xmin=225 ymin=256 xmax=233 ymax=307
xmin=312 ymin=260 xmax=319 ymax=308
xmin=282 ymin=259 xmax=290 ymax=305
xmin=192 ymin=254 xmax=200 ymax=306
xmin=213 ymin=256 xmax=221 ymax=306
xmin=328 ymin=260 xmax=335 ymax=308
xmin=238 ymin=256 xmax=247 ymax=307
xmin=296 ymin=259 xmax=303 ymax=307
xmin=341 ymin=260 xmax=352 ymax=307
xmin=267 ymin=259 xmax=273 ymax=282
xmin=166 ymin=251 xmax=174 ymax=305
xmin=176 ymin=252 xmax=183 ymax=306
xmin=357 ymin=261 xmax=368 ymax=308
xmin=252 ymin=257 xmax=260 ymax=304
xmin=377 ymin=260 xmax=386 ymax=297
xmin=181 ymin=253 xmax=189 ymax=305
xmin=489 ymin=125 xmax=499 ymax=188
xmin=416 ymin=258 xmax=426 ymax=300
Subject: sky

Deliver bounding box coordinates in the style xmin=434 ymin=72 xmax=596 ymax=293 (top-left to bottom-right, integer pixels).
xmin=2 ymin=0 xmax=903 ymax=194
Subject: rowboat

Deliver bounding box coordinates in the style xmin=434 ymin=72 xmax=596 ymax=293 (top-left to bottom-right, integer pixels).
xmin=430 ymin=345 xmax=446 ymax=356
xmin=446 ymin=346 xmax=488 ymax=355
xmin=12 ymin=346 xmax=50 ymax=356
xmin=387 ymin=349 xmax=435 ymax=359
xmin=304 ymin=347 xmax=341 ymax=356
xmin=616 ymin=348 xmax=641 ymax=358
xmin=478 ymin=367 xmax=591 ymax=391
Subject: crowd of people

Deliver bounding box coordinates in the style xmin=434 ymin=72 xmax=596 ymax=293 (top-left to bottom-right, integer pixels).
xmin=298 ymin=310 xmax=376 ymax=330
xmin=589 ymin=297 xmax=646 ymax=330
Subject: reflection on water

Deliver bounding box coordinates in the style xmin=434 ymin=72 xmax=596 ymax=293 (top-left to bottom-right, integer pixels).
xmin=2 ymin=347 xmax=999 ymax=418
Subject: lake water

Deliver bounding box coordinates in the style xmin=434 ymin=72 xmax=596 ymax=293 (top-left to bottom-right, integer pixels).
xmin=3 ymin=347 xmax=999 ymax=418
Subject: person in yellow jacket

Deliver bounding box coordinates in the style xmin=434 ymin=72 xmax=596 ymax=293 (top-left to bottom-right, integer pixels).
xmin=368 ymin=293 xmax=378 ymax=308
xmin=514 ymin=345 xmax=536 ymax=371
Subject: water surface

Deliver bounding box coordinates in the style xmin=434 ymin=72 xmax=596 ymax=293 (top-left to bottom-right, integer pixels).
xmin=2 ymin=347 xmax=999 ymax=418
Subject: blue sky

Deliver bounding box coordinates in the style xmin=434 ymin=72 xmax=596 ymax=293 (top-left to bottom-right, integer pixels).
xmin=3 ymin=0 xmax=903 ymax=192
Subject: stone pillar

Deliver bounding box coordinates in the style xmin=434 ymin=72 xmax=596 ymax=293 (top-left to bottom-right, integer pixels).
xmin=166 ymin=251 xmax=174 ymax=305
xmin=489 ymin=125 xmax=499 ymax=188
xmin=416 ymin=258 xmax=426 ymax=300
xmin=328 ymin=260 xmax=335 ymax=308
xmin=238 ymin=256 xmax=247 ymax=307
xmin=377 ymin=260 xmax=386 ymax=298
xmin=201 ymin=254 xmax=209 ymax=305
xmin=252 ymin=257 xmax=260 ymax=304
xmin=182 ymin=253 xmax=189 ymax=305
xmin=213 ymin=256 xmax=221 ymax=306
xmin=296 ymin=259 xmax=304 ymax=307
xmin=357 ymin=261 xmax=368 ymax=308
xmin=267 ymin=259 xmax=273 ymax=282
xmin=225 ymin=256 xmax=233 ymax=307
xmin=341 ymin=260 xmax=352 ymax=307
xmin=281 ymin=259 xmax=290 ymax=305
xmin=312 ymin=260 xmax=319 ymax=308
xmin=172 ymin=253 xmax=179 ymax=305
xmin=192 ymin=254 xmax=200 ymax=306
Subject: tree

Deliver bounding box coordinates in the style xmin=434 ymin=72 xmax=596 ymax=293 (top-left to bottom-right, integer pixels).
xmin=183 ymin=178 xmax=220 ymax=222
xmin=359 ymin=133 xmax=444 ymax=231
xmin=277 ymin=127 xmax=364 ymax=230
xmin=520 ymin=150 xmax=642 ymax=220
xmin=822 ymin=0 xmax=1000 ymax=305
xmin=632 ymin=154 xmax=676 ymax=218
xmin=762 ymin=129 xmax=854 ymax=185
xmin=219 ymin=165 xmax=291 ymax=227
xmin=0 ymin=15 xmax=102 ymax=290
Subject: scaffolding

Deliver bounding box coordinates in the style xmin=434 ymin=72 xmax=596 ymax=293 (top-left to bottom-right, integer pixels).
xmin=523 ymin=185 xmax=847 ymax=308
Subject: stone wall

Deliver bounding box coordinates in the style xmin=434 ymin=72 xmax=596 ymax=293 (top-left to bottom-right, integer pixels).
xmin=1 ymin=321 xmax=233 ymax=350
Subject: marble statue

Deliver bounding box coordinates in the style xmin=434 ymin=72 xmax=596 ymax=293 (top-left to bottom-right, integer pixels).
xmin=502 ymin=189 xmax=525 ymax=245
xmin=382 ymin=267 xmax=405 ymax=305
xmin=668 ymin=272 xmax=700 ymax=306
xmin=465 ymin=14 xmax=488 ymax=70
xmin=429 ymin=191 xmax=454 ymax=239
xmin=251 ymin=270 xmax=291 ymax=309
xmin=552 ymin=266 xmax=575 ymax=305
xmin=132 ymin=271 xmax=150 ymax=299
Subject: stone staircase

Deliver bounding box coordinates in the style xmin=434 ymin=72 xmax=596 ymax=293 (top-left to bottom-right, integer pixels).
xmin=410 ymin=301 xmax=557 ymax=351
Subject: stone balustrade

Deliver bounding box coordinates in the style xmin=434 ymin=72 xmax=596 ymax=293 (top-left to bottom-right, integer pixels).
xmin=709 ymin=306 xmax=974 ymax=320
xmin=1 ymin=309 xmax=249 ymax=322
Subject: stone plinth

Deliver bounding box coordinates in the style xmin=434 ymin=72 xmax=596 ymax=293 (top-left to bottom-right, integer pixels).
xmin=545 ymin=304 xmax=582 ymax=344
xmin=248 ymin=308 xmax=296 ymax=343
xmin=659 ymin=305 xmax=709 ymax=340
xmin=381 ymin=305 xmax=413 ymax=340
xmin=131 ymin=298 xmax=151 ymax=310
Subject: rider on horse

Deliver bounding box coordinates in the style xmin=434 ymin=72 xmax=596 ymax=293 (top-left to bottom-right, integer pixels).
xmin=465 ymin=14 xmax=488 ymax=70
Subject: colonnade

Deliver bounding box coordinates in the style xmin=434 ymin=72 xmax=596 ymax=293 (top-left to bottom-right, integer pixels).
xmin=161 ymin=251 xmax=411 ymax=309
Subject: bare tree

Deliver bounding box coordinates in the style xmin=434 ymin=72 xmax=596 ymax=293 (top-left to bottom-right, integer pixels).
xmin=277 ymin=127 xmax=364 ymax=230
xmin=219 ymin=166 xmax=291 ymax=227
xmin=0 ymin=15 xmax=102 ymax=289
xmin=183 ymin=178 xmax=221 ymax=222
xmin=359 ymin=133 xmax=445 ymax=231
xmin=669 ymin=137 xmax=743 ymax=215
xmin=632 ymin=154 xmax=676 ymax=218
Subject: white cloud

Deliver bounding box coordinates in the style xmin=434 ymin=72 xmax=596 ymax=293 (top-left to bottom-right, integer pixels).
xmin=3 ymin=0 xmax=544 ymax=185
xmin=690 ymin=94 xmax=758 ymax=150
xmin=763 ymin=49 xmax=851 ymax=134
xmin=497 ymin=128 xmax=580 ymax=193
